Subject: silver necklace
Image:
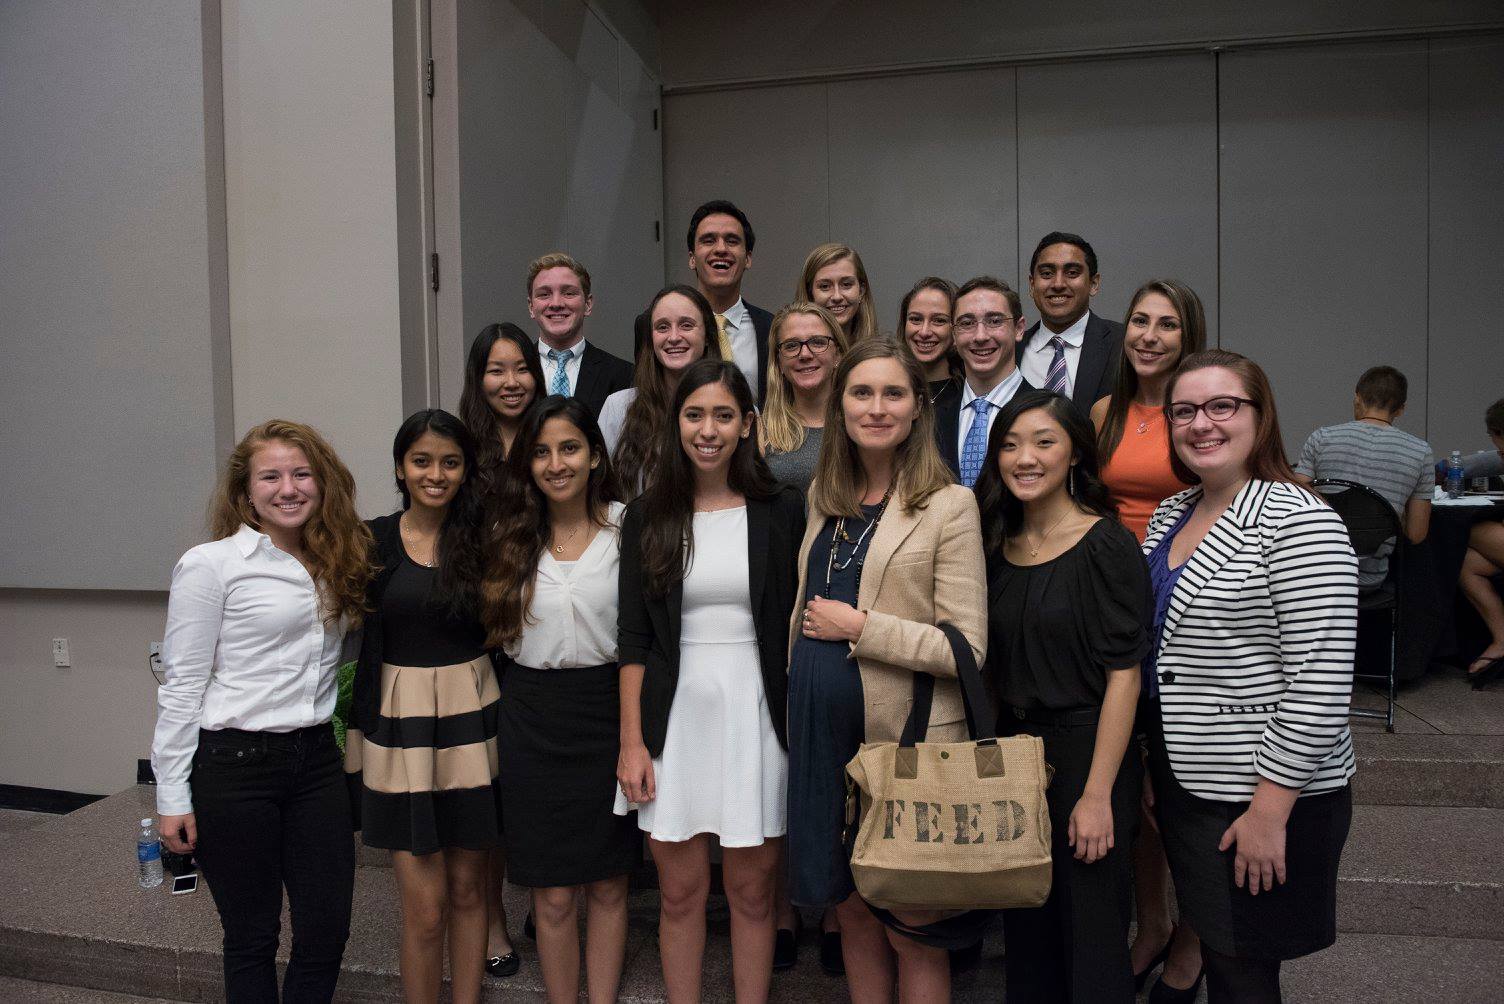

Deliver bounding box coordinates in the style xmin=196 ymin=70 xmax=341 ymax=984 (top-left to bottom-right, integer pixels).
xmin=399 ymin=513 xmax=436 ymax=568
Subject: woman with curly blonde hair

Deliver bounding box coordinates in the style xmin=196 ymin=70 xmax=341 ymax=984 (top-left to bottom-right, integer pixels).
xmin=151 ymin=419 xmax=372 ymax=1002
xmin=795 ymin=243 xmax=879 ymax=345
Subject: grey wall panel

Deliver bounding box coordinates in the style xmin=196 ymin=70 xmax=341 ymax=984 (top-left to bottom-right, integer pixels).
xmin=0 ymin=1 xmax=222 ymax=589
xmin=662 ymin=84 xmax=830 ymax=313
xmin=827 ymin=68 xmax=1017 ymax=336
xmin=1219 ymin=43 xmax=1428 ymax=455
xmin=1017 ymin=55 xmax=1218 ymax=337
xmin=1427 ymin=35 xmax=1504 ymax=457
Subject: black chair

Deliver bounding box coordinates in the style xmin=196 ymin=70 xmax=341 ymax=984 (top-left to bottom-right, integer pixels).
xmin=1311 ymin=478 xmax=1403 ymax=732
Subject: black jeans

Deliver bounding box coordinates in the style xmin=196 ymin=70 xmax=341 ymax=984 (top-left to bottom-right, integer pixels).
xmin=190 ymin=723 xmax=354 ymax=1003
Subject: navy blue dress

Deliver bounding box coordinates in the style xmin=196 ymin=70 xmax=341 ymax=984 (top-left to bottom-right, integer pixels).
xmin=786 ymin=508 xmax=876 ymax=908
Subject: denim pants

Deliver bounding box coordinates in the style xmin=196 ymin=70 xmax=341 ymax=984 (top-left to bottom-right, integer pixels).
xmin=190 ymin=723 xmax=354 ymax=1003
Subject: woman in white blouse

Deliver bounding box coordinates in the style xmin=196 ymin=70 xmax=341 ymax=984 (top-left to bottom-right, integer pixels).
xmin=151 ymin=419 xmax=373 ymax=1002
xmin=482 ymin=396 xmax=639 ymax=1004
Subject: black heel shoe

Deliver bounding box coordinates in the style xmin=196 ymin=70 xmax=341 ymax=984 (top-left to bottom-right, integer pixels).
xmin=485 ymin=951 xmax=520 ymax=978
xmin=1148 ymin=962 xmax=1205 ymax=1004
xmin=1469 ymin=655 xmax=1504 ymax=690
xmin=523 ymin=912 xmax=536 ymax=941
xmin=1133 ymin=927 xmax=1175 ymax=994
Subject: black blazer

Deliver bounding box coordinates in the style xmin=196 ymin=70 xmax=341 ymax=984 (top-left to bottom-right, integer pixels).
xmin=633 ymin=297 xmax=773 ymax=403
xmin=1018 ymin=311 xmax=1124 ymax=416
xmin=933 ymin=372 xmax=1035 ymax=478
xmin=617 ymin=485 xmax=806 ymax=757
xmin=573 ymin=342 xmax=634 ymax=420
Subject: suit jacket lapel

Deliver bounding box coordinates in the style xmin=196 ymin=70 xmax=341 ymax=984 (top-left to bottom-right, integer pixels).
xmin=1071 ymin=312 xmax=1108 ymax=411
xmin=573 ymin=346 xmax=602 ymax=405
xmin=858 ymin=500 xmax=922 ymax=611
xmin=1159 ymin=480 xmax=1262 ymax=651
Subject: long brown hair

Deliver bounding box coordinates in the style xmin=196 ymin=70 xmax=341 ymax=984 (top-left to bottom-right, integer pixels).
xmin=482 ymin=397 xmax=620 ymax=648
xmin=809 ymin=339 xmax=954 ymax=518
xmin=759 ymin=302 xmax=848 ymax=456
xmin=614 ymin=285 xmax=723 ymax=492
xmin=1098 ymin=279 xmax=1207 ymax=462
xmin=209 ymin=419 xmax=372 ymax=623
xmin=1164 ymin=350 xmax=1297 ymax=486
xmin=896 ymin=276 xmax=960 ymax=382
xmin=795 ymin=243 xmax=878 ymax=344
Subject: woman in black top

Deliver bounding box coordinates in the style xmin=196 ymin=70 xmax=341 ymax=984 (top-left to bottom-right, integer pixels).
xmin=346 ymin=410 xmax=500 ymax=1004
xmin=974 ymin=390 xmax=1151 ymax=1003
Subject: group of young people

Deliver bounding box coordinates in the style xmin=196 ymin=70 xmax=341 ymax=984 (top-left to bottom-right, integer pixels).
xmin=150 ymin=200 xmax=1360 ymax=1004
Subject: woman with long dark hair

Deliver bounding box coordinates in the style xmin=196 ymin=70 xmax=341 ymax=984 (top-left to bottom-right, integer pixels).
xmin=614 ymin=360 xmax=805 ymax=1002
xmin=345 ymin=409 xmax=499 ymax=1003
xmin=481 ymin=396 xmax=639 ymax=1003
xmin=599 ymin=285 xmax=723 ymax=495
xmin=459 ymin=322 xmax=547 ymax=481
xmin=153 ymin=420 xmax=372 ymax=1002
xmin=1145 ymin=350 xmax=1357 ymax=1002
xmin=974 ymin=389 xmax=1150 ymax=1002
xmin=898 ymin=275 xmax=960 ymax=395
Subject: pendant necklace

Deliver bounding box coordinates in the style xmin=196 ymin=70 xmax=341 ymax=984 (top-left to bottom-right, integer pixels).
xmin=552 ymin=522 xmax=583 ymax=554
xmin=1024 ymin=507 xmax=1075 ymax=558
xmin=824 ymin=487 xmax=893 ymax=596
xmin=400 ymin=513 xmax=437 ymax=568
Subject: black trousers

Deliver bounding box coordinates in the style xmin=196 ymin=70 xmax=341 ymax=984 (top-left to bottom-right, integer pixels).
xmin=1000 ymin=713 xmax=1140 ymax=1004
xmin=191 ymin=724 xmax=355 ymax=1003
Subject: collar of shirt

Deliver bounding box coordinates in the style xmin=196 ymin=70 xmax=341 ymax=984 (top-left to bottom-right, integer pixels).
xmin=233 ymin=522 xmax=271 ymax=558
xmin=545 ymin=335 xmax=587 ymax=360
xmin=1029 ymin=310 xmax=1090 ymax=358
xmin=960 ymin=366 xmax=1024 ymax=410
xmin=719 ymin=297 xmax=750 ymax=331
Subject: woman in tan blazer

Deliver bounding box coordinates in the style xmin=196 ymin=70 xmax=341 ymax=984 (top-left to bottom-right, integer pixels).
xmin=785 ymin=338 xmax=987 ymax=1003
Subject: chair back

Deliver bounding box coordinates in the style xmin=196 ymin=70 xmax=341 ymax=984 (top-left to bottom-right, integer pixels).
xmin=1310 ymin=478 xmax=1402 ymax=559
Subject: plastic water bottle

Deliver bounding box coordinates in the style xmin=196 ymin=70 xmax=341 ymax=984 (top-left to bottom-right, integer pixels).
xmin=1445 ymin=451 xmax=1465 ymax=499
xmin=137 ymin=818 xmax=163 ymax=889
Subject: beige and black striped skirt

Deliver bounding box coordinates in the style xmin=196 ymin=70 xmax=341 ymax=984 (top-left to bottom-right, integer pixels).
xmin=344 ymin=655 xmax=503 ymax=854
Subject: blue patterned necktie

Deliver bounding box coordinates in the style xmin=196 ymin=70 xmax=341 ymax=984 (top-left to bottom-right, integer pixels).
xmin=547 ymin=347 xmax=572 ymax=397
xmin=959 ymin=397 xmax=992 ymax=488
xmin=1044 ymin=336 xmax=1070 ymax=396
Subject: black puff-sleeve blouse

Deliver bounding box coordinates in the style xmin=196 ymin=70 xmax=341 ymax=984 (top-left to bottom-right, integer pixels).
xmin=984 ymin=518 xmax=1152 ymax=713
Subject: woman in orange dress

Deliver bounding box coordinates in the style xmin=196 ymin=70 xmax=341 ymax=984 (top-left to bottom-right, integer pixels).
xmin=1089 ymin=279 xmax=1207 ymax=1001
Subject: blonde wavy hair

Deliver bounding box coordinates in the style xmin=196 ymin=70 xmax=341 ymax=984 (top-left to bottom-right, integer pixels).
xmin=809 ymin=339 xmax=954 ymax=518
xmin=759 ymin=302 xmax=848 ymax=456
xmin=209 ymin=419 xmax=373 ymax=623
xmin=794 ymin=243 xmax=878 ymax=344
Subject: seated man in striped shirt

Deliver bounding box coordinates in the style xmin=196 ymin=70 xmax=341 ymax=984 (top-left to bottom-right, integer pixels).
xmin=1294 ymin=365 xmax=1434 ymax=590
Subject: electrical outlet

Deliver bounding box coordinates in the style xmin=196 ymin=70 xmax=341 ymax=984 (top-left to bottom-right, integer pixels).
xmin=52 ymin=637 xmax=70 ymax=667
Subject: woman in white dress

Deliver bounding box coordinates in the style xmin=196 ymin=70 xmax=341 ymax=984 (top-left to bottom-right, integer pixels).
xmin=615 ymin=359 xmax=805 ymax=1003
xmin=599 ymin=284 xmax=723 ymax=496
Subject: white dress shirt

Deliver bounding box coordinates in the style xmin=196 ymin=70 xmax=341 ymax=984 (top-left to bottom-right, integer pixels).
xmin=151 ymin=524 xmax=347 ymax=815
xmin=957 ymin=367 xmax=1025 ymax=459
xmin=539 ymin=335 xmax=588 ymax=396
xmin=719 ymin=298 xmax=762 ymax=402
xmin=1019 ymin=311 xmax=1091 ymax=394
xmin=504 ymin=502 xmax=624 ymax=669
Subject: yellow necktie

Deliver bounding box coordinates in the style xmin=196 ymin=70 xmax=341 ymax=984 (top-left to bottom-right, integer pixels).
xmin=714 ymin=313 xmax=734 ymax=361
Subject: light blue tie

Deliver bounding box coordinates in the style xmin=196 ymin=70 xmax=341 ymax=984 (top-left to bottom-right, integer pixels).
xmin=959 ymin=397 xmax=992 ymax=488
xmin=547 ymin=347 xmax=572 ymax=397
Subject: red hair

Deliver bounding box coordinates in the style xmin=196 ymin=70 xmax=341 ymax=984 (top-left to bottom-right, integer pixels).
xmin=1164 ymin=350 xmax=1297 ymax=486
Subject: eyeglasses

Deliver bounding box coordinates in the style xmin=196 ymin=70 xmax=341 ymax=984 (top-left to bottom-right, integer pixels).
xmin=777 ymin=335 xmax=835 ymax=358
xmin=1167 ymin=396 xmax=1258 ymax=426
xmin=953 ymin=314 xmax=1014 ymax=333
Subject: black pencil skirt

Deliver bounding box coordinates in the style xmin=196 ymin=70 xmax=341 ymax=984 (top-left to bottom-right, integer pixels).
xmin=1146 ymin=712 xmax=1352 ymax=961
xmin=496 ymin=661 xmax=639 ymax=888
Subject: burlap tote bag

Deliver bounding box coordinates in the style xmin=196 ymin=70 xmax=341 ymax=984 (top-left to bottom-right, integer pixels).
xmin=844 ymin=623 xmax=1052 ymax=912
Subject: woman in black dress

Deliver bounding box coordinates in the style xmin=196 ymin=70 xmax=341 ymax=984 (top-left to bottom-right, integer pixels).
xmin=346 ymin=410 xmax=500 ymax=1004
xmin=973 ymin=389 xmax=1151 ymax=1003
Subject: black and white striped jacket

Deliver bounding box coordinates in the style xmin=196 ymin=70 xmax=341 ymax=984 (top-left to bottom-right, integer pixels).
xmin=1143 ymin=479 xmax=1358 ymax=802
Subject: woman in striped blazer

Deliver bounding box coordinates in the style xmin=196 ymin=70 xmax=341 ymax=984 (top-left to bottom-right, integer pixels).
xmin=1140 ymin=350 xmax=1357 ymax=1004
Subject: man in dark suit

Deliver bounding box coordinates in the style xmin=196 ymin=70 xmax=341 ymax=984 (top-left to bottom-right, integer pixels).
xmin=526 ymin=251 xmax=633 ymax=420
xmin=1017 ymin=232 xmax=1124 ymax=417
xmin=934 ymin=276 xmax=1032 ymax=485
xmin=678 ymin=200 xmax=774 ymax=402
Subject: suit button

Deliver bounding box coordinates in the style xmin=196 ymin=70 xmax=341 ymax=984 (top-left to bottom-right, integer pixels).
xmin=1161 ymin=671 xmax=1176 ymax=684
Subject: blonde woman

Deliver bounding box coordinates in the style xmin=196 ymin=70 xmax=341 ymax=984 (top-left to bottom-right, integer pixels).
xmin=760 ymin=302 xmax=849 ymax=493
xmin=794 ymin=243 xmax=878 ymax=344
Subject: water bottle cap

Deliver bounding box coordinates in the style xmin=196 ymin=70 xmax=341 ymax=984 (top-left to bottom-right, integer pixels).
xmin=141 ymin=818 xmax=152 ymax=827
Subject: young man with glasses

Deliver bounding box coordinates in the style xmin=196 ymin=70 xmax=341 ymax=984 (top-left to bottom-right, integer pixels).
xmin=936 ymin=276 xmax=1033 ymax=485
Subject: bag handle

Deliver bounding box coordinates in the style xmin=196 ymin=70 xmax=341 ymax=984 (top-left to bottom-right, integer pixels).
xmin=898 ymin=622 xmax=998 ymax=748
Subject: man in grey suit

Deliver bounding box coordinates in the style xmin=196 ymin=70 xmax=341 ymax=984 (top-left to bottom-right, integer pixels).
xmin=1018 ymin=231 xmax=1125 ymax=417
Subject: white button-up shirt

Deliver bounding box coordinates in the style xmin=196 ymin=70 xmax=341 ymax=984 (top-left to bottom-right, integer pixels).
xmin=719 ymin=298 xmax=762 ymax=402
xmin=957 ymin=367 xmax=1026 ymax=459
xmin=1019 ymin=310 xmax=1090 ymax=394
xmin=151 ymin=524 xmax=346 ymax=814
xmin=540 ymin=336 xmax=588 ymax=396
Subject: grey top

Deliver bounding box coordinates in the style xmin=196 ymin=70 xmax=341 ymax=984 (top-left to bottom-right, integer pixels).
xmin=1296 ymin=420 xmax=1434 ymax=588
xmin=1458 ymin=449 xmax=1504 ymax=480
xmin=766 ymin=426 xmax=824 ymax=493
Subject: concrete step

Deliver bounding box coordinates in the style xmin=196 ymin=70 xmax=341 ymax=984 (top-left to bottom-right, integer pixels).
xmin=1338 ymin=804 xmax=1503 ymax=940
xmin=1350 ymin=732 xmax=1504 ymax=808
xmin=0 ymin=977 xmax=182 ymax=1003
xmin=1283 ymin=932 xmax=1504 ymax=1003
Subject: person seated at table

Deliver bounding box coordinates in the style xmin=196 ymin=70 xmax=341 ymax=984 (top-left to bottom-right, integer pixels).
xmin=1437 ymin=398 xmax=1504 ymax=486
xmin=1459 ymin=399 xmax=1504 ymax=688
xmin=1293 ymin=365 xmax=1433 ymax=591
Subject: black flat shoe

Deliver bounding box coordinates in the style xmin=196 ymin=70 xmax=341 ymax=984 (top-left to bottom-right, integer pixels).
xmin=485 ymin=952 xmax=520 ymax=978
xmin=1133 ymin=927 xmax=1175 ymax=993
xmin=1469 ymin=656 xmax=1504 ymax=690
xmin=1148 ymin=963 xmax=1205 ymax=1004
xmin=773 ymin=924 xmax=799 ymax=971
xmin=524 ymin=911 xmax=537 ymax=941
xmin=819 ymin=930 xmax=845 ymax=976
